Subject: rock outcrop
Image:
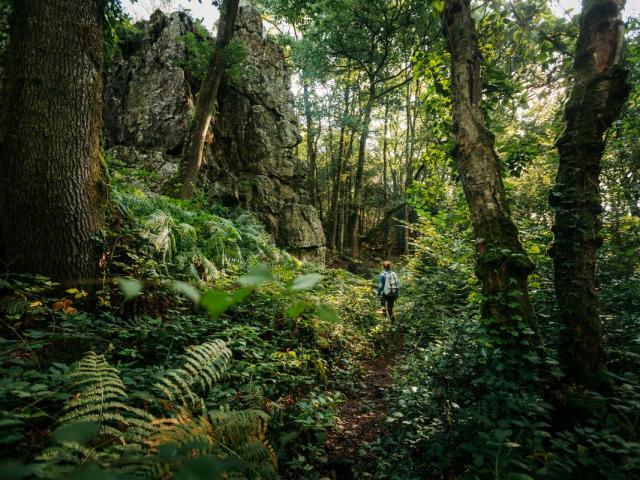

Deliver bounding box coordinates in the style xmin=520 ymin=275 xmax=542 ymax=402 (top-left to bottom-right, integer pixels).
xmin=103 ymin=8 xmax=325 ymax=263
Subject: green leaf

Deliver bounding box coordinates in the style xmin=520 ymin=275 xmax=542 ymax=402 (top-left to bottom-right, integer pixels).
xmin=292 ymin=273 xmax=324 ymax=290
xmin=230 ymin=287 xmax=254 ymax=305
xmin=52 ymin=421 xmax=99 ymax=444
xmin=527 ymin=245 xmax=541 ymax=254
xmin=493 ymin=428 xmax=513 ymax=442
xmin=171 ymin=281 xmax=201 ymax=303
xmin=200 ymin=290 xmax=233 ymax=319
xmin=0 ymin=461 xmax=35 ymax=480
xmin=117 ymin=277 xmax=142 ymax=301
xmin=316 ymin=303 xmax=339 ymax=323
xmin=433 ymin=0 xmax=445 ymax=12
xmin=174 ymin=455 xmax=241 ymax=480
xmin=68 ymin=464 xmax=120 ymax=480
xmin=507 ymin=474 xmax=535 ymax=480
xmin=286 ymin=300 xmax=311 ymax=318
xmin=237 ymin=263 xmax=273 ymax=287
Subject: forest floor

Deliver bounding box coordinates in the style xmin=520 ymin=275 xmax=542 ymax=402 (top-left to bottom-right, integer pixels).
xmin=323 ymin=316 xmax=404 ymax=479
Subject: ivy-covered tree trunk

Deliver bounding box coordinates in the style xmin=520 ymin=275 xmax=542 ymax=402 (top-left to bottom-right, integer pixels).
xmin=0 ymin=0 xmax=104 ymax=281
xmin=549 ymin=0 xmax=629 ymax=387
xmin=179 ymin=0 xmax=240 ymax=199
xmin=442 ymin=0 xmax=537 ymax=330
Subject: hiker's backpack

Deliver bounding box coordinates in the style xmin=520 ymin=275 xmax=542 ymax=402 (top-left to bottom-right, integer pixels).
xmin=383 ymin=271 xmax=399 ymax=297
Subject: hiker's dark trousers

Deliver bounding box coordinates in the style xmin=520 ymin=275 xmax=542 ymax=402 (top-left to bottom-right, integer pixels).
xmin=381 ymin=294 xmax=396 ymax=319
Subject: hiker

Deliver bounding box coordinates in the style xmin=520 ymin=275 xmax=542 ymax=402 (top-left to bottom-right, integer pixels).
xmin=378 ymin=261 xmax=399 ymax=320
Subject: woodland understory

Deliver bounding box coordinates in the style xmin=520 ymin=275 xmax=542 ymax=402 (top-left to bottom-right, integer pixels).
xmin=1 ymin=0 xmax=640 ymax=479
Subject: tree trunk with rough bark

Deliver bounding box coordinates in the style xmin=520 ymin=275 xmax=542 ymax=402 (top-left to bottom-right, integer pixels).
xmin=442 ymin=0 xmax=537 ymax=331
xmin=179 ymin=0 xmax=240 ymax=199
xmin=549 ymin=0 xmax=629 ymax=387
xmin=349 ymin=80 xmax=376 ymax=257
xmin=0 ymin=0 xmax=104 ymax=282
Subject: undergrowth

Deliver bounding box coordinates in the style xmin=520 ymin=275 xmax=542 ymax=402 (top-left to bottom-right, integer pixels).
xmin=373 ymin=210 xmax=640 ymax=479
xmin=0 ymin=179 xmax=380 ymax=479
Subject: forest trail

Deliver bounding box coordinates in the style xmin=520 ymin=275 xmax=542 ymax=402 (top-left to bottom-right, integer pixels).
xmin=324 ymin=322 xmax=403 ymax=479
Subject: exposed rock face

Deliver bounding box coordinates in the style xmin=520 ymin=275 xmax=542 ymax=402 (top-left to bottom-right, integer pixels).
xmin=104 ymin=10 xmax=194 ymax=154
xmin=103 ymin=8 xmax=325 ymax=263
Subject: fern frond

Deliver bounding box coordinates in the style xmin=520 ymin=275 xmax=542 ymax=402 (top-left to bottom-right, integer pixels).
xmin=146 ymin=409 xmax=276 ymax=478
xmin=234 ymin=439 xmax=279 ymax=477
xmin=52 ymin=352 xmax=155 ymax=444
xmin=207 ymin=409 xmax=269 ymax=446
xmin=37 ymin=341 xmax=277 ymax=478
xmin=154 ymin=340 xmax=232 ymax=409
xmin=141 ymin=210 xmax=176 ymax=262
xmin=58 ymin=352 xmax=130 ymax=433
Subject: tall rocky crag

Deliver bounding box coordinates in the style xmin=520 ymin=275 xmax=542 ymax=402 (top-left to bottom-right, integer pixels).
xmin=103 ymin=7 xmax=326 ymax=262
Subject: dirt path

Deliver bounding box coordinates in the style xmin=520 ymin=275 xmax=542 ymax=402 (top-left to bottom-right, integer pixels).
xmin=323 ymin=336 xmax=402 ymax=479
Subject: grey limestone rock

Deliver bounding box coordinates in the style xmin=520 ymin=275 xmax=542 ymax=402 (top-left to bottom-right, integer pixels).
xmin=103 ymin=7 xmax=325 ymax=263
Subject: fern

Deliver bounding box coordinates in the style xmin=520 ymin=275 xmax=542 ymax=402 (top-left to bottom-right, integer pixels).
xmin=147 ymin=408 xmax=277 ymax=479
xmin=155 ymin=339 xmax=232 ymax=410
xmin=141 ymin=210 xmax=176 ymax=264
xmin=36 ymin=341 xmax=276 ymax=478
xmin=35 ymin=353 xmax=153 ymax=478
xmin=57 ymin=352 xmax=154 ymax=440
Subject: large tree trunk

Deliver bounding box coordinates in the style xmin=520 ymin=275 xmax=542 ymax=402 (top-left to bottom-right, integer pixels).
xmin=0 ymin=0 xmax=104 ymax=282
xmin=442 ymin=0 xmax=537 ymax=330
xmin=349 ymin=80 xmax=376 ymax=257
xmin=179 ymin=0 xmax=240 ymax=199
xmin=549 ymin=0 xmax=629 ymax=387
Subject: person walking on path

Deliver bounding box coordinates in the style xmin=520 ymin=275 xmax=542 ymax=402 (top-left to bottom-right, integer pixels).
xmin=378 ymin=261 xmax=400 ymax=320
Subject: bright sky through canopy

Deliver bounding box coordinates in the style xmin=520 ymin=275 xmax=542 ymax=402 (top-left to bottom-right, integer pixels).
xmin=123 ymin=0 xmax=640 ymax=29
xmin=123 ymin=0 xmax=220 ymax=31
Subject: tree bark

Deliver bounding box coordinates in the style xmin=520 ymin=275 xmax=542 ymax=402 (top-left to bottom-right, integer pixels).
xmin=442 ymin=0 xmax=537 ymax=331
xmin=303 ymin=79 xmax=319 ymax=210
xmin=179 ymin=0 xmax=240 ymax=199
xmin=329 ymin=86 xmax=351 ymax=250
xmin=403 ymin=79 xmax=419 ymax=255
xmin=349 ymin=79 xmax=376 ymax=257
xmin=549 ymin=0 xmax=629 ymax=387
xmin=0 ymin=0 xmax=104 ymax=282
xmin=382 ymin=100 xmax=390 ymax=253
xmin=339 ymin=130 xmax=356 ymax=253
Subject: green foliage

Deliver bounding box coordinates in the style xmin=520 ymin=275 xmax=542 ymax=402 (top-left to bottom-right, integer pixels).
xmin=106 ymin=182 xmax=276 ymax=282
xmin=155 ymin=340 xmax=232 ymax=409
xmin=370 ymin=194 xmax=640 ymax=479
xmin=0 ymin=182 xmax=380 ymax=478
xmin=104 ymin=1 xmax=138 ymax=64
xmin=34 ymin=342 xmax=275 ymax=479
xmin=177 ymin=22 xmax=214 ymax=83
xmin=223 ymin=39 xmax=249 ymax=88
xmin=176 ymin=22 xmax=248 ymax=90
